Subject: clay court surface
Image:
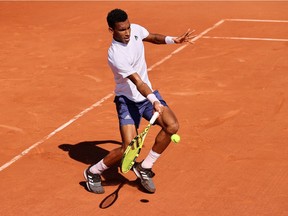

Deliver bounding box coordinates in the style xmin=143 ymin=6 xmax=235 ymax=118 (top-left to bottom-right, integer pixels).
xmin=1 ymin=1 xmax=288 ymax=215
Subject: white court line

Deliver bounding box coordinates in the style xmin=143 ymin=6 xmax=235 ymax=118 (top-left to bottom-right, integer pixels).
xmin=226 ymin=18 xmax=288 ymax=23
xmin=0 ymin=93 xmax=113 ymax=172
xmin=0 ymin=20 xmax=224 ymax=172
xmin=202 ymin=36 xmax=288 ymax=42
xmin=202 ymin=18 xmax=288 ymax=42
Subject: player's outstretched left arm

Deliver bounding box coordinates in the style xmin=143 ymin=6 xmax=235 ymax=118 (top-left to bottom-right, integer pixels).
xmin=143 ymin=29 xmax=196 ymax=44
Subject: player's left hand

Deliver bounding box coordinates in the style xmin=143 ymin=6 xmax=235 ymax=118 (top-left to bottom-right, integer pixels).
xmin=174 ymin=29 xmax=197 ymax=44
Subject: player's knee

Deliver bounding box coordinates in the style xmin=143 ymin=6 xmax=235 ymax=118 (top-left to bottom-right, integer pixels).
xmin=167 ymin=121 xmax=179 ymax=135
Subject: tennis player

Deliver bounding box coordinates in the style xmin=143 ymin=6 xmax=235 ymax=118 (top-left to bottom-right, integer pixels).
xmin=84 ymin=8 xmax=195 ymax=194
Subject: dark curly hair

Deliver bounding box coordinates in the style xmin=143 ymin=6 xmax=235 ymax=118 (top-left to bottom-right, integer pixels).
xmin=107 ymin=9 xmax=128 ymax=29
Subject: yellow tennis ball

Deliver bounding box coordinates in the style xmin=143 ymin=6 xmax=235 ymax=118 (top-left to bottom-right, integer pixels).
xmin=171 ymin=134 xmax=181 ymax=143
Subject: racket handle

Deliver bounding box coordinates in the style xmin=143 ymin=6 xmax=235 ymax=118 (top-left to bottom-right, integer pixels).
xmin=149 ymin=112 xmax=159 ymax=124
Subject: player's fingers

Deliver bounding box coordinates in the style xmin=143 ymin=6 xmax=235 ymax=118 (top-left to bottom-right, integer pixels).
xmin=156 ymin=104 xmax=164 ymax=114
xmin=182 ymin=30 xmax=196 ymax=41
xmin=185 ymin=29 xmax=195 ymax=36
xmin=181 ymin=29 xmax=191 ymax=38
xmin=186 ymin=31 xmax=196 ymax=38
xmin=190 ymin=29 xmax=196 ymax=33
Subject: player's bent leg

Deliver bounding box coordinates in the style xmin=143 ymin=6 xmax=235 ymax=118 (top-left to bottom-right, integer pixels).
xmin=152 ymin=107 xmax=179 ymax=154
xmin=133 ymin=108 xmax=179 ymax=193
xmin=83 ymin=124 xmax=137 ymax=194
xmin=159 ymin=106 xmax=179 ymax=135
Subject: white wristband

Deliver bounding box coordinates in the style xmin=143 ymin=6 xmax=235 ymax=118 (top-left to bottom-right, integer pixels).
xmin=165 ymin=36 xmax=175 ymax=44
xmin=147 ymin=93 xmax=160 ymax=104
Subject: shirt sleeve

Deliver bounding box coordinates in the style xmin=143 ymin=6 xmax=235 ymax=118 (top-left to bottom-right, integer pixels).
xmin=133 ymin=24 xmax=149 ymax=40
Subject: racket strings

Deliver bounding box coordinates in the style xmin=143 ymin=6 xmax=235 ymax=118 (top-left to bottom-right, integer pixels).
xmin=121 ymin=123 xmax=153 ymax=173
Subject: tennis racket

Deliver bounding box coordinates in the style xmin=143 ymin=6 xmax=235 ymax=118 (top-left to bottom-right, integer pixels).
xmin=120 ymin=112 xmax=159 ymax=173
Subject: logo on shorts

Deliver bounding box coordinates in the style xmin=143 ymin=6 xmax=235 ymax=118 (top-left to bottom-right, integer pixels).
xmin=134 ymin=35 xmax=138 ymax=40
xmin=124 ymin=114 xmax=132 ymax=120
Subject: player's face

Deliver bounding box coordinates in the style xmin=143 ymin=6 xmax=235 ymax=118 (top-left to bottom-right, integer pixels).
xmin=111 ymin=19 xmax=131 ymax=44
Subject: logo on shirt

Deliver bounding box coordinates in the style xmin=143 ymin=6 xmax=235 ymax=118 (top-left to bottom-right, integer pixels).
xmin=134 ymin=35 xmax=138 ymax=40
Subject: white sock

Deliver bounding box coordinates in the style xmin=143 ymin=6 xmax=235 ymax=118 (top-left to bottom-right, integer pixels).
xmin=141 ymin=150 xmax=161 ymax=169
xmin=89 ymin=159 xmax=108 ymax=174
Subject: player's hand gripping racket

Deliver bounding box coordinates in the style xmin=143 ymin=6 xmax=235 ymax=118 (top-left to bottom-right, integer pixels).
xmin=120 ymin=112 xmax=159 ymax=173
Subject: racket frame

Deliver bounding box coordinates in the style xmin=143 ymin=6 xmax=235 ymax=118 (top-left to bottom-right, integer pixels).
xmin=120 ymin=112 xmax=159 ymax=173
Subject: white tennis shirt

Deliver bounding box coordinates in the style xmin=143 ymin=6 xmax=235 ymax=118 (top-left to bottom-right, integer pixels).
xmin=108 ymin=24 xmax=153 ymax=102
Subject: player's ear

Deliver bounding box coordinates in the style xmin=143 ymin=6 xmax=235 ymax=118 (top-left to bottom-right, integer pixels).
xmin=108 ymin=27 xmax=114 ymax=34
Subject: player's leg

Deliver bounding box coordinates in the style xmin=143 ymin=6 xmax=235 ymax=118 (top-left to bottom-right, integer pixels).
xmin=152 ymin=105 xmax=179 ymax=154
xmin=84 ymin=95 xmax=140 ymax=194
xmin=133 ymin=91 xmax=179 ymax=193
xmin=141 ymin=90 xmax=179 ymax=166
xmin=84 ymin=124 xmax=136 ymax=194
xmin=138 ymin=105 xmax=179 ymax=170
xmin=102 ymin=124 xmax=137 ymax=167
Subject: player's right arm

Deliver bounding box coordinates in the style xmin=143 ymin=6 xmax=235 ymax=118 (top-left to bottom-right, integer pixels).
xmin=128 ymin=72 xmax=164 ymax=114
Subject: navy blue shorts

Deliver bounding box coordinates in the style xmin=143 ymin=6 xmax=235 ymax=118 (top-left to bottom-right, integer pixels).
xmin=114 ymin=90 xmax=168 ymax=128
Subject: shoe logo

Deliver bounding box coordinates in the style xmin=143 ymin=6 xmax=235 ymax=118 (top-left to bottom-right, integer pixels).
xmin=140 ymin=171 xmax=149 ymax=180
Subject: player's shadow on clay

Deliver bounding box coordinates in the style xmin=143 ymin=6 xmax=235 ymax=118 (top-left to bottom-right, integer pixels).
xmin=58 ymin=140 xmax=119 ymax=165
xmin=58 ymin=140 xmax=143 ymax=193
